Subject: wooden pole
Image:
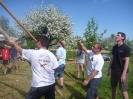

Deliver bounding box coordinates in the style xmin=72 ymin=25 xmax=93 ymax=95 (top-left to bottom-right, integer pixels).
xmin=55 ymin=86 xmax=66 ymax=99
xmin=64 ymin=70 xmax=76 ymax=81
xmin=0 ymin=0 xmax=37 ymax=42
xmin=0 ymin=27 xmax=10 ymax=40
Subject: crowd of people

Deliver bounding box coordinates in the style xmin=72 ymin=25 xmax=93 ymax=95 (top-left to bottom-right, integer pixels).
xmin=0 ymin=32 xmax=131 ymax=99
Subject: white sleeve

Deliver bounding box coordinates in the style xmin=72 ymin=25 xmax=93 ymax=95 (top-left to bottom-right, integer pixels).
xmin=22 ymin=49 xmax=34 ymax=61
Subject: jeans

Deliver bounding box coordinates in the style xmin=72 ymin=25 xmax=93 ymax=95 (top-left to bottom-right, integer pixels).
xmin=25 ymin=83 xmax=55 ymax=99
xmin=54 ymin=64 xmax=66 ymax=78
xmin=86 ymin=77 xmax=102 ymax=99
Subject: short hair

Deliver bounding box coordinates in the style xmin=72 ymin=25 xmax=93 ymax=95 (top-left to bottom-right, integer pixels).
xmin=36 ymin=36 xmax=50 ymax=49
xmin=117 ymin=32 xmax=126 ymax=41
xmin=94 ymin=42 xmax=102 ymax=51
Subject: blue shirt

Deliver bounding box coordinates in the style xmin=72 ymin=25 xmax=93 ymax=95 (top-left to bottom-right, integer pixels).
xmin=56 ymin=47 xmax=66 ymax=65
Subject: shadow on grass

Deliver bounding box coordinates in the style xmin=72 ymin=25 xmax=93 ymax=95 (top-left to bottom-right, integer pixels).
xmin=10 ymin=73 xmax=31 ymax=77
xmin=65 ymin=83 xmax=85 ymax=99
xmin=0 ymin=81 xmax=26 ymax=97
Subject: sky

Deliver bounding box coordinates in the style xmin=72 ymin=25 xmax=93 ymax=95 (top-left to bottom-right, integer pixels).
xmin=0 ymin=0 xmax=133 ymax=40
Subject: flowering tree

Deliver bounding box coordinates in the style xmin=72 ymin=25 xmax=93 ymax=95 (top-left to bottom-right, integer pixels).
xmin=16 ymin=1 xmax=77 ymax=49
xmin=100 ymin=34 xmax=116 ymax=53
xmin=0 ymin=16 xmax=19 ymax=38
xmin=101 ymin=34 xmax=133 ymax=53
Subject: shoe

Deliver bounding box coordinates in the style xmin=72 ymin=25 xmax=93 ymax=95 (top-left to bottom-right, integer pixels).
xmin=2 ymin=73 xmax=6 ymax=76
xmin=58 ymin=85 xmax=64 ymax=90
xmin=76 ymin=78 xmax=79 ymax=81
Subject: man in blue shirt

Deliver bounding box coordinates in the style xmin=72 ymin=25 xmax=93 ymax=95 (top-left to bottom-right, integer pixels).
xmin=54 ymin=40 xmax=66 ymax=90
xmin=10 ymin=45 xmax=18 ymax=72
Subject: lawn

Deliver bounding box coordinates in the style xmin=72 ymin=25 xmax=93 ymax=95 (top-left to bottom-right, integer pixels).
xmin=0 ymin=54 xmax=133 ymax=99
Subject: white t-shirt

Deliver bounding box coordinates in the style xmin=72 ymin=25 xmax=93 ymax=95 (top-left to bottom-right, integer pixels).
xmin=76 ymin=49 xmax=86 ymax=64
xmin=87 ymin=50 xmax=104 ymax=78
xmin=22 ymin=49 xmax=59 ymax=87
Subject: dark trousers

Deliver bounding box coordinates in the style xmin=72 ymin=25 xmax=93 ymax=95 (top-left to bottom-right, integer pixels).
xmin=25 ymin=83 xmax=55 ymax=99
xmin=86 ymin=77 xmax=102 ymax=99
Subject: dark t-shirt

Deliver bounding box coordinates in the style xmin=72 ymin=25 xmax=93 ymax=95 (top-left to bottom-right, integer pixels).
xmin=111 ymin=43 xmax=131 ymax=73
xmin=11 ymin=46 xmax=18 ymax=58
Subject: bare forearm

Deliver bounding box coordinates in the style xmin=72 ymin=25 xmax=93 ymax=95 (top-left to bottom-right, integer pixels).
xmin=122 ymin=57 xmax=130 ymax=75
xmin=87 ymin=70 xmax=98 ymax=82
xmin=78 ymin=42 xmax=87 ymax=53
xmin=107 ymin=56 xmax=113 ymax=72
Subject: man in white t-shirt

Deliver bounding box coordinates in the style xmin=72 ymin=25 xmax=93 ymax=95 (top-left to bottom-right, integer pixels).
xmin=77 ymin=40 xmax=104 ymax=99
xmin=8 ymin=36 xmax=59 ymax=99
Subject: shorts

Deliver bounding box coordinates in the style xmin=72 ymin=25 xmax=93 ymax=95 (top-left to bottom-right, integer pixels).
xmin=54 ymin=64 xmax=66 ymax=78
xmin=10 ymin=57 xmax=18 ymax=63
xmin=111 ymin=69 xmax=128 ymax=92
xmin=76 ymin=63 xmax=85 ymax=71
xmin=25 ymin=83 xmax=55 ymax=99
xmin=3 ymin=60 xmax=9 ymax=65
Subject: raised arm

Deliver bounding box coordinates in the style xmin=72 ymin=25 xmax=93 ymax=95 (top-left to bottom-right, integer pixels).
xmin=77 ymin=40 xmax=88 ymax=53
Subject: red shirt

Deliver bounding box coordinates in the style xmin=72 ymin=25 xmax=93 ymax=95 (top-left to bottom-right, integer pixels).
xmin=1 ymin=48 xmax=10 ymax=60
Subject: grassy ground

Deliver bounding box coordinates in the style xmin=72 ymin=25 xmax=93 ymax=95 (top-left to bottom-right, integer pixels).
xmin=0 ymin=57 xmax=133 ymax=99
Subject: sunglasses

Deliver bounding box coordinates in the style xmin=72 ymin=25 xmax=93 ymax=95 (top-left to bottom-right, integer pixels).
xmin=92 ymin=46 xmax=98 ymax=49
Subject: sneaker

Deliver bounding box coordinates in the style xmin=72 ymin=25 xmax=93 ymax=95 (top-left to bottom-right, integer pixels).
xmin=58 ymin=85 xmax=64 ymax=90
xmin=2 ymin=73 xmax=6 ymax=76
xmin=76 ymin=78 xmax=79 ymax=81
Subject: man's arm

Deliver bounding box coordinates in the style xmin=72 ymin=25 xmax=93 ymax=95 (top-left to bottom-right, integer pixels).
xmin=121 ymin=57 xmax=130 ymax=82
xmin=56 ymin=55 xmax=60 ymax=61
xmin=83 ymin=70 xmax=98 ymax=86
xmin=106 ymin=55 xmax=114 ymax=76
xmin=77 ymin=40 xmax=88 ymax=53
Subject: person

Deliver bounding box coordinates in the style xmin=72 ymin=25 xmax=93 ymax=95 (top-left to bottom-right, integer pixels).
xmin=75 ymin=44 xmax=87 ymax=81
xmin=8 ymin=36 xmax=59 ymax=99
xmin=54 ymin=40 xmax=66 ymax=90
xmin=77 ymin=40 xmax=104 ymax=99
xmin=10 ymin=45 xmax=18 ymax=72
xmin=1 ymin=44 xmax=10 ymax=75
xmin=106 ymin=32 xmax=131 ymax=99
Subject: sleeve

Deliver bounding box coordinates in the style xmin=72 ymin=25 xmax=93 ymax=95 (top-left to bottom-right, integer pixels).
xmin=56 ymin=48 xmax=61 ymax=56
xmin=112 ymin=45 xmax=116 ymax=55
xmin=125 ymin=46 xmax=131 ymax=57
xmin=22 ymin=49 xmax=33 ymax=61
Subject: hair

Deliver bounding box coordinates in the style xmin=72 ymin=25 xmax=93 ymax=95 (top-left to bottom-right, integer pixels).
xmin=94 ymin=42 xmax=102 ymax=51
xmin=36 ymin=36 xmax=50 ymax=49
xmin=117 ymin=32 xmax=126 ymax=41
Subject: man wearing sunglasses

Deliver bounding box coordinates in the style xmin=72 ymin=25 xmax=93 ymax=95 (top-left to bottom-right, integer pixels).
xmin=77 ymin=40 xmax=104 ymax=99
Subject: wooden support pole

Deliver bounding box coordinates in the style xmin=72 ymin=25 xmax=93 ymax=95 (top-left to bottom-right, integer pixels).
xmin=0 ymin=27 xmax=10 ymax=40
xmin=64 ymin=69 xmax=76 ymax=81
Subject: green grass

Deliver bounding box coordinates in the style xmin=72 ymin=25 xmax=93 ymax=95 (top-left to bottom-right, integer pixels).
xmin=0 ymin=54 xmax=133 ymax=99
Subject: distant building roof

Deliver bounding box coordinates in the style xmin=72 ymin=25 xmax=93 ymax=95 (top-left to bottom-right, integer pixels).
xmin=0 ymin=34 xmax=18 ymax=41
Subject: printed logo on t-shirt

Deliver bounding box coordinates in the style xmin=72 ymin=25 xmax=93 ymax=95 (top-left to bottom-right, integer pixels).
xmin=38 ymin=56 xmax=52 ymax=67
xmin=119 ymin=50 xmax=123 ymax=52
